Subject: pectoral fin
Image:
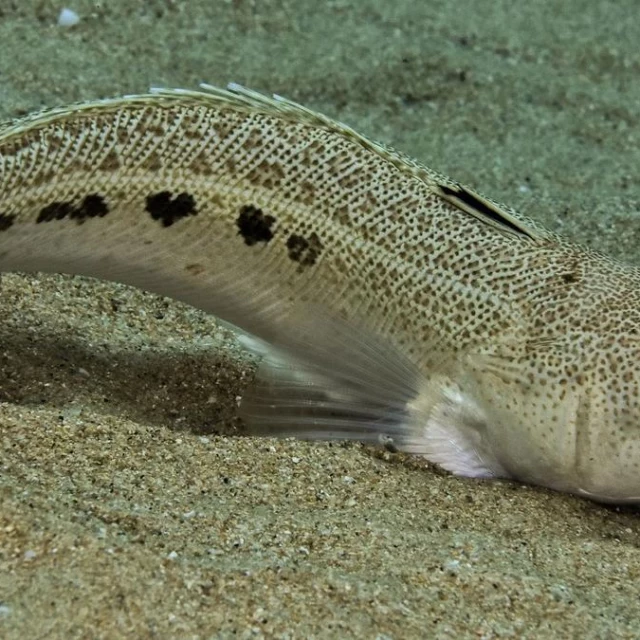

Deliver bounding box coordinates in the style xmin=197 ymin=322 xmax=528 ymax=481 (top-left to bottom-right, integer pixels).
xmin=239 ymin=307 xmax=510 ymax=480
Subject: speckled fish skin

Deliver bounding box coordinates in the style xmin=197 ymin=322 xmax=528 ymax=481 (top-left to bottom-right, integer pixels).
xmin=0 ymin=84 xmax=639 ymax=503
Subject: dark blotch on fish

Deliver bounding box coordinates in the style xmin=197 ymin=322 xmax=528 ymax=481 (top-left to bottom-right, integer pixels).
xmin=286 ymin=232 xmax=323 ymax=268
xmin=77 ymin=194 xmax=109 ymax=219
xmin=37 ymin=193 xmax=109 ymax=224
xmin=37 ymin=201 xmax=73 ymax=223
xmin=236 ymin=204 xmax=276 ymax=246
xmin=0 ymin=213 xmax=16 ymax=231
xmin=146 ymin=191 xmax=197 ymax=227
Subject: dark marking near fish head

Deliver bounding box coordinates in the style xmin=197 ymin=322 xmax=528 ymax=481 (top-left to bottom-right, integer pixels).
xmin=146 ymin=191 xmax=197 ymax=227
xmin=438 ymin=183 xmax=536 ymax=240
xmin=237 ymin=204 xmax=276 ymax=246
xmin=0 ymin=213 xmax=16 ymax=231
xmin=559 ymin=258 xmax=581 ymax=286
xmin=36 ymin=193 xmax=109 ymax=224
xmin=286 ymin=232 xmax=323 ymax=269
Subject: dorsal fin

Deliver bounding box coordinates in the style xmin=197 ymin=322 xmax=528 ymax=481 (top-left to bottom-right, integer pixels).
xmin=158 ymin=84 xmax=551 ymax=245
xmin=0 ymin=82 xmax=551 ymax=247
xmin=435 ymin=182 xmax=546 ymax=243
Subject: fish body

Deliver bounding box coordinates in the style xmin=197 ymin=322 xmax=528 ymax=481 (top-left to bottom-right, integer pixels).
xmin=0 ymin=84 xmax=639 ymax=503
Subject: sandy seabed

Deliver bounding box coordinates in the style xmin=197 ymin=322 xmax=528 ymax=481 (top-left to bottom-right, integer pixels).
xmin=1 ymin=1 xmax=640 ymax=638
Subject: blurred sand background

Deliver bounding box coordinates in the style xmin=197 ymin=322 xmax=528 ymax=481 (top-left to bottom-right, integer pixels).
xmin=1 ymin=1 xmax=640 ymax=638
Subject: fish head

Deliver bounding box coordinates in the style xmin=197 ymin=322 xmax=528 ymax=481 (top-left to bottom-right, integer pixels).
xmin=461 ymin=342 xmax=640 ymax=504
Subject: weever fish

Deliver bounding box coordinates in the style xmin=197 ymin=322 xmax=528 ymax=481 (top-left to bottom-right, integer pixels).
xmin=0 ymin=83 xmax=639 ymax=504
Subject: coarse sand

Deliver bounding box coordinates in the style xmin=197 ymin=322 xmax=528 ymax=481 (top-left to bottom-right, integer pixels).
xmin=1 ymin=1 xmax=640 ymax=638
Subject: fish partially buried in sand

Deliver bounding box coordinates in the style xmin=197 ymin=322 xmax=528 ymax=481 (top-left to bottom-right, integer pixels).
xmin=0 ymin=83 xmax=639 ymax=504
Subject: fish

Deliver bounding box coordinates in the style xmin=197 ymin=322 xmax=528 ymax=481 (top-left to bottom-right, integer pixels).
xmin=0 ymin=83 xmax=639 ymax=504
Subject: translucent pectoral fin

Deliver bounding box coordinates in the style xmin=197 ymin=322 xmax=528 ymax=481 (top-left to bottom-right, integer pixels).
xmin=239 ymin=308 xmax=425 ymax=447
xmin=238 ymin=307 xmax=509 ymax=480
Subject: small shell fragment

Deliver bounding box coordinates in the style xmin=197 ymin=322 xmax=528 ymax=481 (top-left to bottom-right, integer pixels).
xmin=57 ymin=8 xmax=80 ymax=27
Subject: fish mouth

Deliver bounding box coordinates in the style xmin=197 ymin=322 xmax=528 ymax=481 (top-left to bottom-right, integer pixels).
xmin=574 ymin=486 xmax=640 ymax=505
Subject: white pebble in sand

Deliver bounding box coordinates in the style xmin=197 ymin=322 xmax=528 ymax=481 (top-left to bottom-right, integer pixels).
xmin=57 ymin=8 xmax=80 ymax=27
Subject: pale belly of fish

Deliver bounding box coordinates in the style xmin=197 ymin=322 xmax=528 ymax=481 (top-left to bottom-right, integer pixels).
xmin=0 ymin=83 xmax=638 ymax=503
